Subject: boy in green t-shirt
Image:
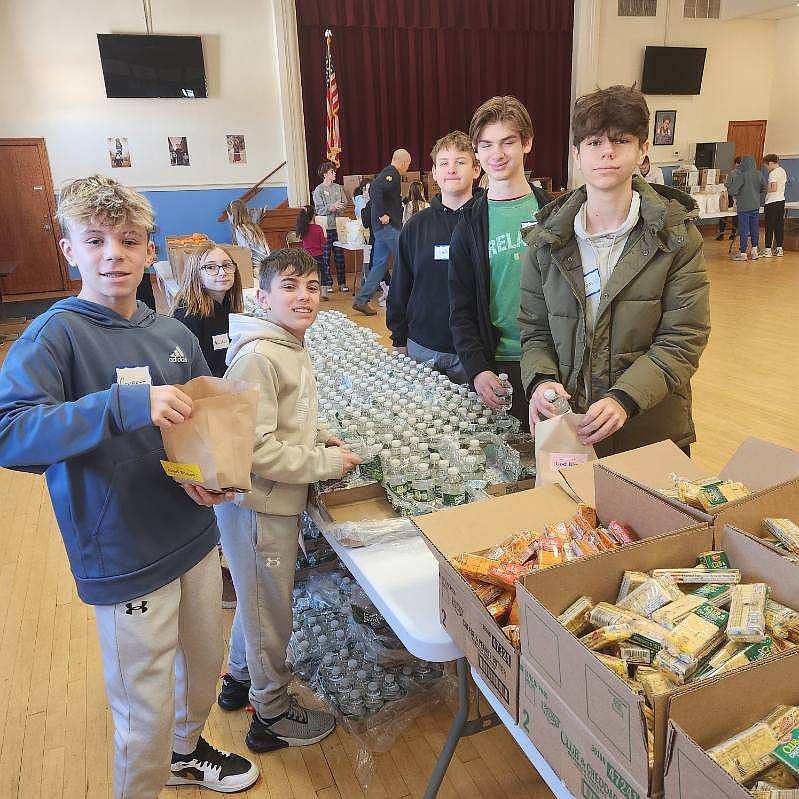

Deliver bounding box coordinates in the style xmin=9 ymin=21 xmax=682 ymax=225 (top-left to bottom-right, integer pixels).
xmin=449 ymin=96 xmax=551 ymax=430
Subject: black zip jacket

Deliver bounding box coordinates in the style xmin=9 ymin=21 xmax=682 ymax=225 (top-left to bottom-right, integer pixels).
xmin=173 ymin=294 xmax=232 ymax=378
xmin=448 ymin=185 xmax=551 ymax=381
xmin=387 ymin=193 xmax=477 ymax=352
xmin=370 ymin=165 xmax=403 ymax=231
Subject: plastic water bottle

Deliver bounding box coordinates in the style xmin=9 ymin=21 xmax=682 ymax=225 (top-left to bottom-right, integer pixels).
xmin=381 ymin=674 xmax=406 ymax=701
xmin=442 ymin=467 xmax=467 ymax=506
xmin=411 ymin=464 xmax=435 ymax=503
xmin=467 ymin=439 xmax=487 ymax=474
xmin=385 ymin=457 xmax=411 ymax=497
xmin=365 ymin=682 xmax=384 ymax=714
xmin=340 ymin=690 xmax=367 ymax=719
xmin=543 ymin=387 xmax=571 ymax=415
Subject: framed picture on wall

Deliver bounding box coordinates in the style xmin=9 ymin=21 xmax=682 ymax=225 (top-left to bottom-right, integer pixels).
xmin=653 ymin=110 xmax=676 ymax=146
xmin=107 ymin=137 xmax=131 ymax=168
xmin=168 ymin=136 xmax=190 ymax=166
xmin=226 ymin=135 xmax=247 ymax=164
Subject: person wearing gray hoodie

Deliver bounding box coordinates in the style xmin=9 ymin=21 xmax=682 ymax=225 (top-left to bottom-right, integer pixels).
xmin=725 ymin=155 xmax=767 ymax=260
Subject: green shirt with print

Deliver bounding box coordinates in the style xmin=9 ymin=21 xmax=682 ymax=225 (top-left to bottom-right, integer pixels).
xmin=488 ymin=192 xmax=540 ymax=361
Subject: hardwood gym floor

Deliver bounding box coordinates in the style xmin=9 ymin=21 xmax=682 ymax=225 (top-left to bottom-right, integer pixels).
xmin=0 ymin=235 xmax=796 ymax=798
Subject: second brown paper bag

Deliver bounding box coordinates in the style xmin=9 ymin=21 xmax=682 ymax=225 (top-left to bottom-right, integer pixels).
xmin=161 ymin=376 xmax=260 ymax=492
xmin=534 ymin=412 xmax=597 ymax=487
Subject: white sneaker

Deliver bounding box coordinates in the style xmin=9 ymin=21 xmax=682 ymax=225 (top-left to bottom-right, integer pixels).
xmin=169 ymin=737 xmax=259 ymax=792
xmin=732 ymin=252 xmax=748 ymax=262
xmin=761 ymin=248 xmax=773 ymax=258
xmin=776 ymin=247 xmax=784 ymax=257
xmin=750 ymin=247 xmax=759 ymax=260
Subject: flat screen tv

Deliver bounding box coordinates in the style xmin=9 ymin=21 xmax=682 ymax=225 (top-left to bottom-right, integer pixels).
xmin=97 ymin=34 xmax=207 ymax=98
xmin=641 ymin=46 xmax=706 ymax=95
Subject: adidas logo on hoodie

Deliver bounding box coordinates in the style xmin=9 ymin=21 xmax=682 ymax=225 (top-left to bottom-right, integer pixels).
xmin=169 ymin=345 xmax=188 ymax=363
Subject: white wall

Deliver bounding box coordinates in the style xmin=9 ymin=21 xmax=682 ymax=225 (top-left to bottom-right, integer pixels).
xmin=766 ymin=16 xmax=799 ymax=156
xmin=0 ymin=0 xmax=287 ymax=189
xmin=594 ymin=0 xmax=777 ymax=165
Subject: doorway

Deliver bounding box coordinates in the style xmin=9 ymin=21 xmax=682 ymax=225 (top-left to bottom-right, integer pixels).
xmin=727 ymin=120 xmax=767 ymax=165
xmin=0 ymin=139 xmax=70 ymax=297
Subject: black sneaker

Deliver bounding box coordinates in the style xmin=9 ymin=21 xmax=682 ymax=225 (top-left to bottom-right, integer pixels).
xmin=218 ymin=673 xmax=250 ymax=711
xmin=245 ymin=697 xmax=335 ymax=753
xmin=168 ymin=736 xmax=259 ymax=793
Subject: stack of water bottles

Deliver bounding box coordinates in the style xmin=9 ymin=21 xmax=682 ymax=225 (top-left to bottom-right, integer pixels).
xmin=289 ymin=569 xmax=447 ymax=747
xmin=307 ymin=311 xmax=530 ymax=516
xmin=296 ymin=511 xmax=338 ymax=574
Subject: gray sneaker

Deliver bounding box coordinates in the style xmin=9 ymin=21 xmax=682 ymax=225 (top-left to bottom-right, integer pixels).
xmin=245 ymin=697 xmax=335 ymax=752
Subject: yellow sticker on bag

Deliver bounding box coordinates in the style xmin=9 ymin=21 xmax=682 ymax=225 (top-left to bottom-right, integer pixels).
xmin=160 ymin=460 xmax=204 ymax=483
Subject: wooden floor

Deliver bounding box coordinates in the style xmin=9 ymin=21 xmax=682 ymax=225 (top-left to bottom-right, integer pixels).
xmin=0 ymin=237 xmax=797 ymax=799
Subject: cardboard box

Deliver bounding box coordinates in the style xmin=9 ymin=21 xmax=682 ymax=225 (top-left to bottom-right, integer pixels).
xmin=311 ymin=482 xmax=396 ymax=526
xmin=517 ymin=524 xmax=799 ymax=796
xmin=664 ymin=651 xmax=799 ymax=799
xmin=699 ymin=168 xmax=719 ymax=186
xmin=559 ymin=438 xmax=799 ymax=526
xmin=415 ymin=471 xmax=701 ymax=720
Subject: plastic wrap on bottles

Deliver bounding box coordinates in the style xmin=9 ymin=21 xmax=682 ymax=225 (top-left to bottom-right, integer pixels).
xmin=328 ymin=517 xmax=420 ymax=548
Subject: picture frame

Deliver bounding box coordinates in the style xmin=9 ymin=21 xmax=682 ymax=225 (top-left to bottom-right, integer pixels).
xmin=107 ymin=137 xmax=131 ymax=168
xmin=653 ymin=110 xmax=676 ymax=146
xmin=168 ymin=136 xmax=190 ymax=166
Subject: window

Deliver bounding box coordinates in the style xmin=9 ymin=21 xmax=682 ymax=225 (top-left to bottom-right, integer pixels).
xmin=684 ymin=0 xmax=721 ymax=19
xmin=618 ymin=0 xmax=658 ymax=16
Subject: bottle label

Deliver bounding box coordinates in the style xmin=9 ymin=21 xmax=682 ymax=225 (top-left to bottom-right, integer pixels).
xmin=443 ymin=491 xmax=466 ymax=506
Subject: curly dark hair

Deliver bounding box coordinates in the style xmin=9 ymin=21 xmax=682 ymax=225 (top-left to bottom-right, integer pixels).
xmin=572 ymin=85 xmax=650 ymax=148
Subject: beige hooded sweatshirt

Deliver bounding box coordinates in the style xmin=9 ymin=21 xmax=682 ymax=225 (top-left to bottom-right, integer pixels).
xmin=225 ymin=313 xmax=343 ymax=516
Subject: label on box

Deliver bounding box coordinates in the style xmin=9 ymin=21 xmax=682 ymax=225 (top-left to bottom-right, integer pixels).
xmin=116 ymin=366 xmax=152 ymax=386
xmin=160 ymin=460 xmax=204 ymax=483
xmin=551 ymin=452 xmax=590 ymax=470
xmin=773 ymin=731 xmax=799 ymax=777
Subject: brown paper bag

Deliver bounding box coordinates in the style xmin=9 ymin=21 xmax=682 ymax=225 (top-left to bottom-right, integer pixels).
xmin=161 ymin=376 xmax=260 ymax=492
xmin=534 ymin=412 xmax=597 ymax=487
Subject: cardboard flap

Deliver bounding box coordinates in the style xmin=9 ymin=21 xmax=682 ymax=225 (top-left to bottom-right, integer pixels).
xmin=713 ymin=477 xmax=799 ymax=538
xmin=720 ymin=436 xmax=799 ymax=489
xmin=559 ymin=440 xmax=704 ymax=507
xmin=413 ymin=483 xmax=577 ymax=559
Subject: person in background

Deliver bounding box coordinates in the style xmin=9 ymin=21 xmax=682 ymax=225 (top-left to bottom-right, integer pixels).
xmin=388 ymin=131 xmax=480 ymax=383
xmin=402 ymin=180 xmax=429 ymax=225
xmin=448 ymin=96 xmax=551 ymax=429
xmin=726 ymin=155 xmax=766 ymax=261
xmin=312 ymin=162 xmax=349 ymax=294
xmin=228 ymin=198 xmax=271 ymax=270
xmin=637 ymin=154 xmax=664 ymax=185
xmin=352 ymin=149 xmax=412 ymax=316
xmin=716 ymin=156 xmax=742 ymax=241
xmin=294 ymin=206 xmax=329 ymax=299
xmin=519 ymin=85 xmax=709 ymax=456
xmin=762 ymin=153 xmax=787 ymax=258
xmin=353 ymin=178 xmax=371 ymax=220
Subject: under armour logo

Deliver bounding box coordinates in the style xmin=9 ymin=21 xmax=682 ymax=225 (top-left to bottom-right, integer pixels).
xmin=125 ymin=601 xmax=149 ymax=615
xmin=264 ymin=556 xmax=281 ymax=568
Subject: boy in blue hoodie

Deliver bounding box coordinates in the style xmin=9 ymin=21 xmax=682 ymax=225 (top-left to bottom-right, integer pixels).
xmin=0 ymin=175 xmax=258 ymax=798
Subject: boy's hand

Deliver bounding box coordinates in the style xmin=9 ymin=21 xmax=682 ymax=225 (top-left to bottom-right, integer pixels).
xmin=150 ymin=385 xmax=193 ymax=428
xmin=530 ymin=381 xmax=571 ymax=432
xmin=182 ymin=484 xmax=236 ymax=506
xmin=379 ymin=214 xmax=390 ymax=225
xmin=578 ymin=397 xmax=627 ymax=446
xmin=325 ymin=436 xmax=345 ymax=447
xmin=339 ymin=448 xmax=362 ymax=476
xmin=473 ymin=370 xmax=505 ymax=411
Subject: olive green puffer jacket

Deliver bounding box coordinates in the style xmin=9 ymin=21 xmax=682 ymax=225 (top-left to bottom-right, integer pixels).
xmin=519 ymin=176 xmax=710 ymax=455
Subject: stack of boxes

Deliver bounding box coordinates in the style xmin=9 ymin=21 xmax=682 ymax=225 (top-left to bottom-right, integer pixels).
xmin=674 ymin=165 xmax=729 ymax=215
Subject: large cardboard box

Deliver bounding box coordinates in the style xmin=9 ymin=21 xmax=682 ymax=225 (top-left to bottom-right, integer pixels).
xmin=517 ymin=524 xmax=799 ymax=796
xmin=559 ymin=438 xmax=799 ymax=526
xmin=415 ymin=470 xmax=701 ymax=720
xmin=663 ymin=651 xmax=799 ymax=799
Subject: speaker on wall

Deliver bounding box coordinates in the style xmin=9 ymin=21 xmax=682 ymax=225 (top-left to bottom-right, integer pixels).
xmin=695 ymin=141 xmax=735 ymax=172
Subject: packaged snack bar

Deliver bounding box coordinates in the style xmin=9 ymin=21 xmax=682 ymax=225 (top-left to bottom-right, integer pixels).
xmin=692 ymin=583 xmax=733 ymax=608
xmin=698 ymin=550 xmax=731 ymax=569
xmin=558 ymin=596 xmax=594 ymax=635
xmin=580 ymin=624 xmax=633 ymax=651
xmin=619 ymin=643 xmax=652 ymax=665
xmin=487 ymin=559 xmax=534 ymax=589
xmin=665 ymin=603 xmax=729 ymax=662
xmin=453 ymin=553 xmax=498 ymax=582
xmin=637 ymin=667 xmax=672 ymax=703
xmin=759 ymin=763 xmax=799 ymax=789
xmin=765 ymin=600 xmax=799 ymax=642
xmin=595 ymin=653 xmax=629 ymax=678
xmin=653 ymin=649 xmax=704 ymax=684
xmin=617 ymin=571 xmax=649 ymax=603
xmin=617 ymin=577 xmax=683 ymax=616
xmin=728 ymin=583 xmax=769 ymax=643
xmin=502 ymin=624 xmax=521 ymax=649
xmin=466 ymin=578 xmax=504 ymax=607
xmin=707 ymin=720 xmax=779 ymax=783
xmin=701 ymin=638 xmax=773 ymax=679
xmin=588 ymin=601 xmax=633 ymax=628
xmin=652 ymin=594 xmax=707 ymax=629
xmin=652 ymin=567 xmax=741 ymax=584
xmin=508 ymin=599 xmax=520 ymax=627
xmin=486 ymin=591 xmax=515 ymax=624
xmin=763 ymin=519 xmax=799 ymax=555
xmin=750 ymin=784 xmax=799 ymax=798
xmin=607 ymin=520 xmax=637 ymax=545
xmin=672 ymin=474 xmax=750 ymax=512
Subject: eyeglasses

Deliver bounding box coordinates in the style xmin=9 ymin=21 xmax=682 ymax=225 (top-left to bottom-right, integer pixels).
xmin=201 ymin=262 xmax=236 ymax=275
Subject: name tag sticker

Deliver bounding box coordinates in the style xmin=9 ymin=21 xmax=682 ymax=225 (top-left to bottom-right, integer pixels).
xmin=116 ymin=366 xmax=152 ymax=386
xmin=212 ymin=333 xmax=230 ymax=351
xmin=161 ymin=460 xmax=204 ymax=483
xmin=550 ymin=453 xmax=590 ymax=470
xmin=434 ymin=244 xmax=450 ymax=260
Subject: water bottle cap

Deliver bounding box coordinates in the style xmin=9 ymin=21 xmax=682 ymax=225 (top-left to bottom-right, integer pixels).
xmin=368 ymin=681 xmax=380 ymax=692
xmin=498 ymin=373 xmax=508 ymax=381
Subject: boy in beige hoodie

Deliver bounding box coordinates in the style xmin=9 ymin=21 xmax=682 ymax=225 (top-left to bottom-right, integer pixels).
xmin=214 ymin=248 xmax=360 ymax=753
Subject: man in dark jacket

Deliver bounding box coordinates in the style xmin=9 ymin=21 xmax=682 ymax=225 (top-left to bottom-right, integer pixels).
xmin=353 ymin=148 xmax=411 ymax=315
xmin=448 ymin=97 xmax=550 ymax=428
xmin=387 ymin=132 xmax=481 ymax=382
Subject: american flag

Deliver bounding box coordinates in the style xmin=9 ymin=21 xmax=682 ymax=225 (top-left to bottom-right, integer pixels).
xmin=324 ymin=29 xmax=341 ymax=167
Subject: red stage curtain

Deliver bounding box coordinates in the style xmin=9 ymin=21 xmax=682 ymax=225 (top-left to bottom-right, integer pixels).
xmin=296 ymin=0 xmax=574 ymax=192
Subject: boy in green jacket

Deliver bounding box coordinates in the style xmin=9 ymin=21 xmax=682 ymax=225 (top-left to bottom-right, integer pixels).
xmin=519 ymin=85 xmax=710 ymax=455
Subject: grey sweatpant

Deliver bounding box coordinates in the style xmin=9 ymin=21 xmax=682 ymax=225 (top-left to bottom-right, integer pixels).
xmin=94 ymin=547 xmax=223 ymax=799
xmin=215 ymin=502 xmax=300 ymax=719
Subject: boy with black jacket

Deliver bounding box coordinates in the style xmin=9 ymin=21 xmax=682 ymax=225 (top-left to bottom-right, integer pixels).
xmin=448 ymin=96 xmax=551 ymax=428
xmin=387 ymin=131 xmax=480 ymax=382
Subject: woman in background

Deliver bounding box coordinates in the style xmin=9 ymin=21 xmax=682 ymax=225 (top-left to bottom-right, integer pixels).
xmin=295 ymin=205 xmax=330 ymax=299
xmin=227 ymin=199 xmax=270 ymax=272
xmin=402 ymin=180 xmax=429 ymax=225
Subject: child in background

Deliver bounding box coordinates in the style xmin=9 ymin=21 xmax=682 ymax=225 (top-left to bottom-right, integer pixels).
xmin=228 ymin=198 xmax=271 ymax=269
xmin=0 ymin=175 xmax=258 ymax=796
xmin=173 ymin=243 xmax=244 ymax=377
xmin=762 ymin=153 xmax=787 ymax=257
xmin=402 ymin=180 xmax=429 ymax=225
xmin=294 ymin=206 xmax=329 ymax=299
xmin=312 ymin=161 xmax=349 ymax=294
xmin=726 ymin=155 xmax=766 ymax=261
xmin=353 ymin=178 xmax=371 ymax=220
xmin=215 ymin=248 xmax=360 ymax=753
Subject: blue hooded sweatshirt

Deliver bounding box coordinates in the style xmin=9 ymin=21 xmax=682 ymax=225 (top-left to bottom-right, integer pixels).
xmin=0 ymin=298 xmax=219 ymax=605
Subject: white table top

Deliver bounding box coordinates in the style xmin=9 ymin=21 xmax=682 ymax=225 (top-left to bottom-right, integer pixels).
xmin=698 ymin=199 xmax=799 ymax=220
xmin=471 ymin=668 xmax=575 ymax=799
xmin=319 ymin=522 xmax=462 ymax=663
xmin=333 ymin=240 xmax=368 ymax=251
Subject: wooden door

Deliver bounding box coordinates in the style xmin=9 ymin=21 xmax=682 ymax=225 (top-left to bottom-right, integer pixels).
xmin=727 ymin=120 xmax=767 ymax=165
xmin=0 ymin=139 xmax=68 ymax=295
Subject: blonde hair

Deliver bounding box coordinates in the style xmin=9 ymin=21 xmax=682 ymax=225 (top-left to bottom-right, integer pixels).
xmin=430 ymin=131 xmax=477 ymax=166
xmin=469 ymin=96 xmax=534 ymax=148
xmin=174 ymin=243 xmax=244 ymax=318
xmin=56 ymin=174 xmax=154 ymax=235
xmin=227 ymin=199 xmax=269 ymax=250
